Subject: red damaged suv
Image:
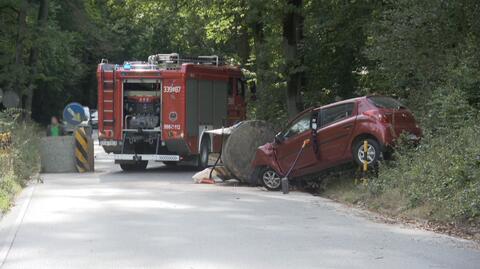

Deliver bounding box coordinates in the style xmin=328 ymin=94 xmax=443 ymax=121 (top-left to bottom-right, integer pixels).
xmin=252 ymin=96 xmax=422 ymax=190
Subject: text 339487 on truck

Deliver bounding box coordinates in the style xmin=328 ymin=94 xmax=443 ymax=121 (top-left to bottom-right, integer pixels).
xmin=97 ymin=53 xmax=247 ymax=171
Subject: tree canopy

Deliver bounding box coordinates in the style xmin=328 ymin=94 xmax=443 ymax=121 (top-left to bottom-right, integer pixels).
xmin=0 ymin=0 xmax=478 ymax=124
xmin=1 ymin=0 xmax=480 ymax=225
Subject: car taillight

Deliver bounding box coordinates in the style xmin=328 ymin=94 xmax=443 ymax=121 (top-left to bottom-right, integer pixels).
xmin=363 ymin=110 xmax=389 ymax=123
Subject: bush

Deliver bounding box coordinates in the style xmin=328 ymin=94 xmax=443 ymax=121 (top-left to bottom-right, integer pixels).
xmin=0 ymin=109 xmax=40 ymax=212
xmin=375 ymin=125 xmax=480 ymax=221
xmin=0 ymin=174 xmax=22 ymax=212
xmin=370 ymin=88 xmax=480 ymax=222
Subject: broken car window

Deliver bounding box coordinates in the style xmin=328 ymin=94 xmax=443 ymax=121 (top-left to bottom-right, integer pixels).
xmin=283 ymin=113 xmax=311 ymax=139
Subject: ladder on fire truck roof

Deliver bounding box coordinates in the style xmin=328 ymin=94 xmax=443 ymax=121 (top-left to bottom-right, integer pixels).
xmin=147 ymin=53 xmax=226 ymax=67
xmin=100 ymin=60 xmax=115 ymax=131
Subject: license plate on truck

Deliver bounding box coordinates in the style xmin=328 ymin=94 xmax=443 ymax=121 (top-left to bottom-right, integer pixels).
xmin=100 ymin=140 xmax=118 ymax=146
xmin=114 ymin=154 xmax=180 ymax=161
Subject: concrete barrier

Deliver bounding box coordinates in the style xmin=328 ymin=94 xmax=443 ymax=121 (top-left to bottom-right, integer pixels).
xmin=40 ymin=136 xmax=77 ymax=173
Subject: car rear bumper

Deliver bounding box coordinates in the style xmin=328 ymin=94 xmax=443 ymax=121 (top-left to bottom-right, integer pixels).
xmin=381 ymin=124 xmax=422 ymax=146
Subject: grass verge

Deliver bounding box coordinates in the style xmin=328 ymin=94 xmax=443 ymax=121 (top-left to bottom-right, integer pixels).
xmin=0 ymin=109 xmax=40 ymax=213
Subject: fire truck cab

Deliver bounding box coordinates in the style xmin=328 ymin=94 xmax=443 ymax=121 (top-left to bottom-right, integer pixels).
xmin=97 ymin=53 xmax=246 ymax=171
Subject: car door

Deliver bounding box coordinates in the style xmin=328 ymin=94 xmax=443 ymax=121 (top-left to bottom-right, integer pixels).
xmin=315 ymin=103 xmax=356 ymax=170
xmin=274 ymin=111 xmax=318 ymax=176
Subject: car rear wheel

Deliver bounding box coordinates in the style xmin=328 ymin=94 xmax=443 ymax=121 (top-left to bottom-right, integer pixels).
xmin=259 ymin=167 xmax=282 ymax=191
xmin=353 ymin=138 xmax=380 ymax=166
xmin=120 ymin=161 xmax=148 ymax=171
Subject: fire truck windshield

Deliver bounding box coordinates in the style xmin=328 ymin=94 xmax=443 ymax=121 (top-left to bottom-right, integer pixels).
xmin=124 ymin=83 xmax=160 ymax=92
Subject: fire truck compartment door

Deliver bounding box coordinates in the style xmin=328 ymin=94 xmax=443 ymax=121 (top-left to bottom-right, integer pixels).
xmin=186 ymin=79 xmax=228 ymax=135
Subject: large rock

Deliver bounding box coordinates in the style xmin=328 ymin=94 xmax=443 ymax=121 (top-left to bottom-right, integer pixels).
xmin=221 ymin=120 xmax=277 ymax=183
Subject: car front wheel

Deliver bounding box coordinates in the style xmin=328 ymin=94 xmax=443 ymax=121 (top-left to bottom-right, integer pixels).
xmin=163 ymin=161 xmax=178 ymax=167
xmin=259 ymin=167 xmax=282 ymax=191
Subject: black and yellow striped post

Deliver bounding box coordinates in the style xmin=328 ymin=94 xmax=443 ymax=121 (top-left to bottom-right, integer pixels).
xmin=363 ymin=140 xmax=369 ymax=172
xmin=74 ymin=127 xmax=94 ymax=172
xmin=362 ymin=140 xmax=369 ymax=185
xmin=355 ymin=140 xmax=370 ymax=185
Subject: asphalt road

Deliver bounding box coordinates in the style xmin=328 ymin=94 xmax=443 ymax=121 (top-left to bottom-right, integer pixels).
xmin=0 ymin=143 xmax=479 ymax=269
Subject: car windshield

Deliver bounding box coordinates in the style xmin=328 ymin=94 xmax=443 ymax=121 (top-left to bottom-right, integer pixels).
xmin=368 ymin=96 xmax=406 ymax=109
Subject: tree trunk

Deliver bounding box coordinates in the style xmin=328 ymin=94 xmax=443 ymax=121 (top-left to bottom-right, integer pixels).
xmin=24 ymin=0 xmax=49 ymax=113
xmin=252 ymin=16 xmax=266 ymax=93
xmin=15 ymin=0 xmax=28 ymax=66
xmin=236 ymin=0 xmax=250 ymax=66
xmin=237 ymin=25 xmax=250 ymax=66
xmin=12 ymin=0 xmax=29 ymax=96
xmin=283 ymin=0 xmax=305 ymax=119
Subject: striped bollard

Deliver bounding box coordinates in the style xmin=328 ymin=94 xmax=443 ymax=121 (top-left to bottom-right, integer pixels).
xmin=74 ymin=127 xmax=94 ymax=172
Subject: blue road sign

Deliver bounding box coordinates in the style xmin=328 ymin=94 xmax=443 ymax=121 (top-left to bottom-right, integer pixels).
xmin=63 ymin=102 xmax=86 ymax=126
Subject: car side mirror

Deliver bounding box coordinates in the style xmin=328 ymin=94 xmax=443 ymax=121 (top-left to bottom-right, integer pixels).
xmin=310 ymin=112 xmax=319 ymax=131
xmin=310 ymin=112 xmax=320 ymax=154
xmin=274 ymin=132 xmax=284 ymax=144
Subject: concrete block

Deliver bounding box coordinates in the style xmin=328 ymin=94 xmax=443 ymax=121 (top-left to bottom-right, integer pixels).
xmin=40 ymin=136 xmax=76 ymax=173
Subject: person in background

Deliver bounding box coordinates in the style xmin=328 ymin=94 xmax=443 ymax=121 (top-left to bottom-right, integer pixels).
xmin=46 ymin=116 xmax=64 ymax=136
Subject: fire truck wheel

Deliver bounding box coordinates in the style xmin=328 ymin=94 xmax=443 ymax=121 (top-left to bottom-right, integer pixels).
xmin=120 ymin=161 xmax=148 ymax=171
xmin=163 ymin=161 xmax=177 ymax=167
xmin=197 ymin=137 xmax=211 ymax=170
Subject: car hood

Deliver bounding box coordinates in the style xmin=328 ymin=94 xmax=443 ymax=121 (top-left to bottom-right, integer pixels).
xmin=258 ymin=142 xmax=274 ymax=155
xmin=251 ymin=141 xmax=276 ymax=168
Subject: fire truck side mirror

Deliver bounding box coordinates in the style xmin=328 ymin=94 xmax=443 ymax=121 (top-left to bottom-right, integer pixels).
xmin=249 ymin=82 xmax=257 ymax=94
xmin=249 ymin=81 xmax=257 ymax=101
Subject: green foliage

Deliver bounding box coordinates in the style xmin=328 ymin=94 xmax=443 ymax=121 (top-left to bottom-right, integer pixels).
xmin=0 ymin=174 xmax=22 ymax=213
xmin=365 ymin=0 xmax=480 ymax=105
xmin=247 ymin=83 xmax=288 ymax=128
xmin=420 ymin=87 xmax=477 ymax=134
xmin=349 ymin=1 xmax=480 ymax=223
xmin=0 ymin=109 xmax=40 ymax=212
xmin=304 ymin=0 xmax=378 ymax=102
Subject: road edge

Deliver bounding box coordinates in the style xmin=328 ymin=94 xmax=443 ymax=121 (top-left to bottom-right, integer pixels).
xmin=0 ymin=183 xmax=36 ymax=268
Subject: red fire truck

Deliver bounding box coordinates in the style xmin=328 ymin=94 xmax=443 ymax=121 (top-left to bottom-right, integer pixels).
xmin=97 ymin=53 xmax=247 ymax=171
